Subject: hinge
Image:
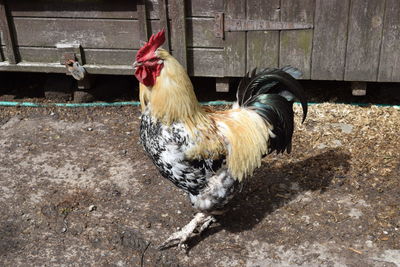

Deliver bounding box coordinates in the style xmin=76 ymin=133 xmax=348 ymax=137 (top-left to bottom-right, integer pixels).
xmin=214 ymin=12 xmax=225 ymax=39
xmin=214 ymin=12 xmax=314 ymax=38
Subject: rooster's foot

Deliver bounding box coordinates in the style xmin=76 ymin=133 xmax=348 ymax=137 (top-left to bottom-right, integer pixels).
xmin=158 ymin=212 xmax=215 ymax=250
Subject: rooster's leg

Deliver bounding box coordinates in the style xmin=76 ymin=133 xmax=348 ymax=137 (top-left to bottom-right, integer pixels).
xmin=197 ymin=215 xmax=217 ymax=234
xmin=158 ymin=212 xmax=215 ymax=250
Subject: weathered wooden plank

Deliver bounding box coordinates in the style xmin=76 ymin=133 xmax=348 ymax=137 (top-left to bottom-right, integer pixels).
xmin=170 ymin=0 xmax=187 ymax=69
xmin=0 ymin=61 xmax=134 ymax=75
xmin=18 ymin=47 xmax=137 ymax=66
xmin=12 ymin=17 xmax=147 ymax=49
xmin=186 ymin=0 xmax=223 ymax=17
xmin=344 ymin=0 xmax=385 ymax=81
xmin=311 ymin=0 xmax=350 ymax=80
xmin=9 ymin=0 xmax=222 ymax=20
xmin=9 ymin=46 xmax=223 ymax=77
xmin=0 ymin=0 xmax=18 ymax=63
xmin=378 ymin=0 xmax=400 ymax=82
xmin=280 ymin=0 xmax=314 ymax=79
xmin=85 ymin=49 xmax=136 ymax=66
xmin=247 ymin=31 xmax=279 ymax=70
xmin=187 ymin=48 xmax=224 ymax=77
xmin=137 ymin=0 xmax=150 ymax=42
xmin=224 ymin=0 xmax=246 ymax=76
xmin=186 ymin=18 xmax=224 ymax=48
xmin=9 ymin=0 xmax=160 ymax=20
xmin=12 ymin=17 xmax=219 ymax=50
xmin=158 ymin=0 xmax=170 ymax=51
xmin=246 ymin=0 xmax=280 ymax=72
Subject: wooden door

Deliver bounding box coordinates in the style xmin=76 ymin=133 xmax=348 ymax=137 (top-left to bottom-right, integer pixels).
xmin=220 ymin=0 xmax=314 ymax=78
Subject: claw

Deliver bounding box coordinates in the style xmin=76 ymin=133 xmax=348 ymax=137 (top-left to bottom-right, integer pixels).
xmin=157 ymin=238 xmax=180 ymax=250
xmin=158 ymin=226 xmax=192 ymax=250
xmin=179 ymin=243 xmax=189 ymax=251
xmin=157 ymin=230 xmax=187 ymax=250
xmin=157 ymin=212 xmax=215 ymax=250
xmin=198 ymin=216 xmax=216 ymax=234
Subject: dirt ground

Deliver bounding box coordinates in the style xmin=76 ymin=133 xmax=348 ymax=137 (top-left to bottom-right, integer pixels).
xmin=0 ymin=102 xmax=399 ymax=267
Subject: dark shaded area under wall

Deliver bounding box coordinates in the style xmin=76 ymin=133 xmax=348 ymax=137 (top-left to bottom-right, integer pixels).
xmin=0 ymin=72 xmax=399 ymax=105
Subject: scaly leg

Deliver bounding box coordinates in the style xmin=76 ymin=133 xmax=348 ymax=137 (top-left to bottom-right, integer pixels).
xmin=158 ymin=212 xmax=215 ymax=250
xmin=197 ymin=216 xmax=216 ymax=234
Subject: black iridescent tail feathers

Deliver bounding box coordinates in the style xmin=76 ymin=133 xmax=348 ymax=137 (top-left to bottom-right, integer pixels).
xmin=236 ymin=66 xmax=308 ymax=154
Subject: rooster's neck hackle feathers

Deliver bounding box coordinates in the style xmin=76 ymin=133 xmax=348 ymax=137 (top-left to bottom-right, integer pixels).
xmin=140 ymin=51 xmax=200 ymax=125
xmin=139 ymin=50 xmax=214 ymax=136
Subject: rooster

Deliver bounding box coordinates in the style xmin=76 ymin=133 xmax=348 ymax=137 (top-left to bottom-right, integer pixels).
xmin=133 ymin=30 xmax=307 ymax=249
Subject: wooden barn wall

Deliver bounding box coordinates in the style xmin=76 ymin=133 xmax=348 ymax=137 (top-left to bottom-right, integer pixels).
xmin=4 ymin=0 xmax=224 ymax=77
xmin=0 ymin=0 xmax=15 ymax=63
xmin=378 ymin=0 xmax=400 ymax=82
xmin=242 ymin=0 xmax=399 ymax=82
xmin=311 ymin=0 xmax=349 ymax=81
xmin=225 ymin=0 xmax=312 ymax=78
xmin=224 ymin=0 xmax=314 ymax=78
xmin=170 ymin=0 xmax=224 ymax=76
xmin=0 ymin=0 xmax=399 ymax=82
xmin=312 ymin=0 xmax=399 ymax=82
xmin=6 ymin=0 xmax=149 ymax=73
xmin=223 ymin=1 xmax=246 ymax=77
xmin=344 ymin=0 xmax=386 ymax=82
xmin=246 ymin=0 xmax=280 ymax=74
xmin=279 ymin=0 xmax=314 ymax=79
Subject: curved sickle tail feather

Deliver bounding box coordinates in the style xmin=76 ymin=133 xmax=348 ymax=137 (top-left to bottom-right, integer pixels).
xmin=236 ymin=66 xmax=308 ymax=154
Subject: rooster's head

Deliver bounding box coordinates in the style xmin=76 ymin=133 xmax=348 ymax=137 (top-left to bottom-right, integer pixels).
xmin=134 ymin=29 xmax=167 ymax=87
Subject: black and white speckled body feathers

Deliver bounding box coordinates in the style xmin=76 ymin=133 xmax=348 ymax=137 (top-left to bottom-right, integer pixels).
xmin=140 ymin=108 xmax=238 ymax=211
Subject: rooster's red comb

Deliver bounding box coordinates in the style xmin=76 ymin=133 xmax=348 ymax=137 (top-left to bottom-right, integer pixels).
xmin=136 ymin=29 xmax=166 ymax=62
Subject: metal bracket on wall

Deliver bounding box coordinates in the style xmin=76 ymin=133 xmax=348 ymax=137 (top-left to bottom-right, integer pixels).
xmin=214 ymin=12 xmax=314 ymax=39
xmin=56 ymin=43 xmax=84 ymax=76
xmin=65 ymin=60 xmax=87 ymax=81
xmin=56 ymin=43 xmax=91 ymax=89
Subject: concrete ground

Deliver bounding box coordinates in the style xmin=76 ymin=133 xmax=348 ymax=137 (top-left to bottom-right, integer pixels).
xmin=0 ymin=103 xmax=399 ymax=266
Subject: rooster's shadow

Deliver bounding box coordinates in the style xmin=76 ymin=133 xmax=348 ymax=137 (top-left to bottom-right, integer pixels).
xmin=188 ymin=149 xmax=351 ymax=248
